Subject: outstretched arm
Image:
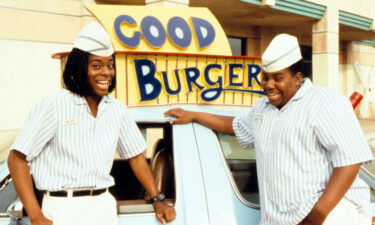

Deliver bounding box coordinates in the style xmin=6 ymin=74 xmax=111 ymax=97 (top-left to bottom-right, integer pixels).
xmin=8 ymin=150 xmax=52 ymax=225
xmin=299 ymin=163 xmax=361 ymax=225
xmin=128 ymin=153 xmax=176 ymax=224
xmin=164 ymin=108 xmax=235 ymax=135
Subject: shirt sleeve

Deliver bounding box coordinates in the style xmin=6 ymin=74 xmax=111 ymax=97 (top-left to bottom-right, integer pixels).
xmin=232 ymin=108 xmax=255 ymax=150
xmin=12 ymin=96 xmax=57 ymax=161
xmin=314 ymin=94 xmax=374 ymax=167
xmin=117 ymin=110 xmax=147 ymax=159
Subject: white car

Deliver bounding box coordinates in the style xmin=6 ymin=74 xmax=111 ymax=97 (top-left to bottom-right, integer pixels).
xmin=1 ymin=105 xmax=375 ymax=224
xmin=0 ymin=105 xmax=262 ymax=225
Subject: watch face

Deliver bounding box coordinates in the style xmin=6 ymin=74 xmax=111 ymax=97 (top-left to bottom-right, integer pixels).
xmin=153 ymin=193 xmax=165 ymax=202
xmin=158 ymin=193 xmax=165 ymax=200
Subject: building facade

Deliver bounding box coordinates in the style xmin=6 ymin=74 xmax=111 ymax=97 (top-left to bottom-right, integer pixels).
xmin=0 ymin=0 xmax=374 ymax=131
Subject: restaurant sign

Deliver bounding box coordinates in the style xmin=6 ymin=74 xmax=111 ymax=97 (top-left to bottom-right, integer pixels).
xmin=76 ymin=5 xmax=264 ymax=106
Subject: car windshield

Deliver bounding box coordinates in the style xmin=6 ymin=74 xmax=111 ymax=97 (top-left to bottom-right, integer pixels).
xmin=361 ymin=151 xmax=375 ymax=202
xmin=358 ymin=119 xmax=375 ymax=202
xmin=362 ymin=164 xmax=375 ymax=194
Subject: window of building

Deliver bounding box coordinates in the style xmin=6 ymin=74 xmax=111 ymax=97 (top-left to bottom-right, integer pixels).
xmin=228 ymin=37 xmax=246 ymax=56
xmin=300 ymin=45 xmax=312 ymax=80
xmin=216 ymin=133 xmax=259 ymax=207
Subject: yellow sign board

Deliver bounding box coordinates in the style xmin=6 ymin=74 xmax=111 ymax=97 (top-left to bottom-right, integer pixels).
xmin=113 ymin=52 xmax=263 ymax=107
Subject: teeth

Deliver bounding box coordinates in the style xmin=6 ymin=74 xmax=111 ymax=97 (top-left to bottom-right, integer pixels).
xmin=97 ymin=81 xmax=108 ymax=84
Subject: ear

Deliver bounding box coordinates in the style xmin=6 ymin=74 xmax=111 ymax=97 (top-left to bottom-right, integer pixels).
xmin=293 ymin=72 xmax=302 ymax=86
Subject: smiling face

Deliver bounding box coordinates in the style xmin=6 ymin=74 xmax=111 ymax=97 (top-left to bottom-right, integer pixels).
xmin=261 ymin=68 xmax=302 ymax=109
xmin=87 ymin=55 xmax=115 ymax=98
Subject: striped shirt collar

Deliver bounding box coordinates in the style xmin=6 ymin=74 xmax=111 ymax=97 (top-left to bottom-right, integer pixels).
xmin=291 ymin=78 xmax=313 ymax=101
xmin=265 ymin=78 xmax=313 ymax=106
xmin=71 ymin=92 xmax=113 ymax=105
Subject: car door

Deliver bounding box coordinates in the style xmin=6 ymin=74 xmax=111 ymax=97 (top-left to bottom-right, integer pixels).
xmin=193 ymin=123 xmax=261 ymax=225
xmin=115 ymin=122 xmax=211 ymax=224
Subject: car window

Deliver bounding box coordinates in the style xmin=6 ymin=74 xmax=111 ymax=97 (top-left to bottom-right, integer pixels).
xmin=114 ymin=127 xmax=163 ymax=160
xmin=217 ymin=133 xmax=259 ymax=206
xmin=111 ymin=122 xmax=175 ymax=214
xmin=141 ymin=127 xmax=164 ymax=159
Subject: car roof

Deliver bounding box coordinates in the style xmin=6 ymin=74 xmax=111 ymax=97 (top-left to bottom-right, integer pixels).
xmin=128 ymin=104 xmax=252 ymax=122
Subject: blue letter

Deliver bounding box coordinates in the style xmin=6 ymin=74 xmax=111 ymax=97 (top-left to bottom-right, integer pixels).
xmin=167 ymin=17 xmax=192 ymax=49
xmin=247 ymin=64 xmax=261 ymax=87
xmin=114 ymin=15 xmax=141 ymax=48
xmin=228 ymin=64 xmax=243 ymax=87
xmin=202 ymin=64 xmax=223 ymax=101
xmin=184 ymin=67 xmax=204 ymax=92
xmin=161 ymin=70 xmax=181 ymax=95
xmin=141 ymin=16 xmax=166 ymax=48
xmin=201 ymin=88 xmax=223 ymax=102
xmin=134 ymin=59 xmax=162 ymax=101
xmin=191 ymin=17 xmax=215 ymax=49
xmin=204 ymin=64 xmax=222 ymax=86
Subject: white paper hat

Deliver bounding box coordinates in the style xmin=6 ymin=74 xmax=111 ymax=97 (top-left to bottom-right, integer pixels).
xmin=73 ymin=22 xmax=114 ymax=57
xmin=261 ymin=34 xmax=302 ymax=73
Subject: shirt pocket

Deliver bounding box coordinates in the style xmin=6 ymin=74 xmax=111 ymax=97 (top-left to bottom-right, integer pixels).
xmin=58 ymin=118 xmax=93 ymax=150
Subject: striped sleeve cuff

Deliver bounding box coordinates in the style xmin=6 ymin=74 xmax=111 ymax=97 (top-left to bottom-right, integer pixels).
xmin=232 ymin=115 xmax=254 ymax=150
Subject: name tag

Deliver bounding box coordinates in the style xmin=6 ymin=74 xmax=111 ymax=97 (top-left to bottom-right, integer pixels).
xmin=62 ymin=119 xmax=77 ymax=126
xmin=253 ymin=113 xmax=263 ymax=119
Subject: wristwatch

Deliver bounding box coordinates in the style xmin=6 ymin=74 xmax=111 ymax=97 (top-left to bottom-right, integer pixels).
xmin=150 ymin=193 xmax=165 ymax=203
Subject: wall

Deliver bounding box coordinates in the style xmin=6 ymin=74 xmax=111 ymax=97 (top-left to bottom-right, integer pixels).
xmin=0 ymin=0 xmax=94 ymax=131
xmin=308 ymin=0 xmax=375 ymax=21
xmin=0 ymin=39 xmax=71 ymax=130
xmin=339 ymin=0 xmax=375 ymax=22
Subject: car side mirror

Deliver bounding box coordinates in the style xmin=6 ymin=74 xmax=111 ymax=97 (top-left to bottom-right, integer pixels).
xmin=7 ymin=199 xmax=24 ymax=220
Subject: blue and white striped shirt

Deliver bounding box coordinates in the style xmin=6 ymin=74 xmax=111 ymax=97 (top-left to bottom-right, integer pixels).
xmin=13 ymin=89 xmax=146 ymax=191
xmin=233 ymin=79 xmax=373 ymax=225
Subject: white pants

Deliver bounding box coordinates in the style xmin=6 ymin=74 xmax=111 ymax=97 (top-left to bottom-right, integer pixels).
xmin=323 ymin=198 xmax=371 ymax=225
xmin=42 ymin=191 xmax=118 ymax=225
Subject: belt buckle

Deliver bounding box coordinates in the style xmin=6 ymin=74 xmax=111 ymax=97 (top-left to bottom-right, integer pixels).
xmin=90 ymin=189 xmax=94 ymax=196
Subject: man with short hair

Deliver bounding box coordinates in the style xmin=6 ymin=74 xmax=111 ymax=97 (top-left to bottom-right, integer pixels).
xmin=165 ymin=34 xmax=373 ymax=225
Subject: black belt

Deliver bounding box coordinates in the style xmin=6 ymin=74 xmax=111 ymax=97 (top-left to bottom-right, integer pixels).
xmin=42 ymin=188 xmax=107 ymax=197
